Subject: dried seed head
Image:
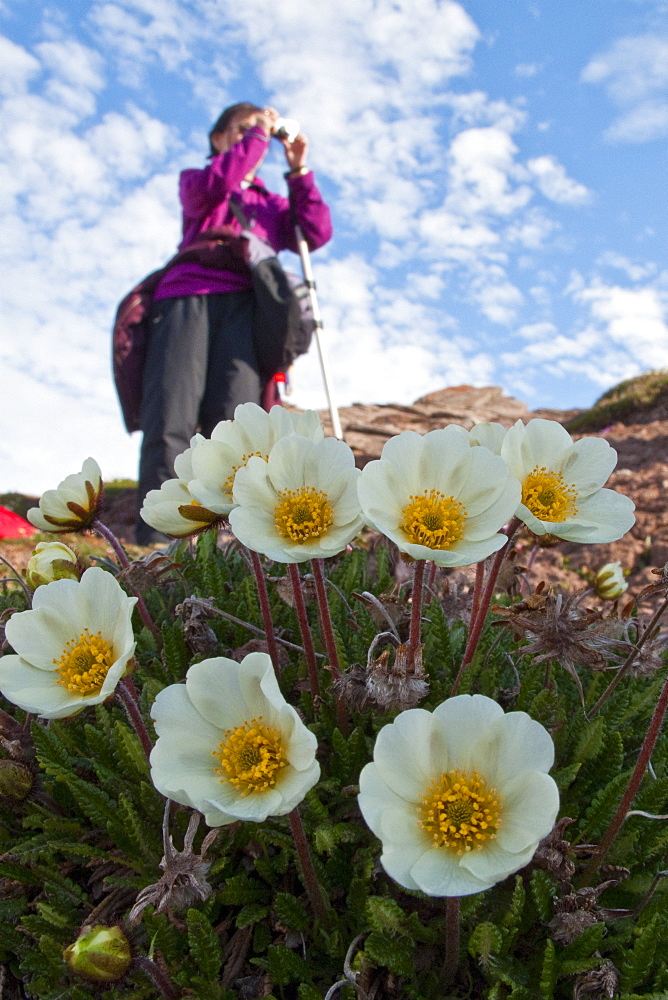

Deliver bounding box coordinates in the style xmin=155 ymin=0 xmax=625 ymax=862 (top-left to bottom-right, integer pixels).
xmin=365 ymin=642 xmax=429 ymax=712
xmin=128 ymin=807 xmax=219 ymax=925
xmin=573 ymin=960 xmax=619 ymax=1000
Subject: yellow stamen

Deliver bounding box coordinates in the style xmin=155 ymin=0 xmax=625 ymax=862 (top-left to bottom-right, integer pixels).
xmin=274 ymin=487 xmax=334 ymax=543
xmin=401 ymin=490 xmax=467 ymax=549
xmin=222 ymin=452 xmax=268 ymax=499
xmin=522 ymin=466 xmax=578 ymax=522
xmin=213 ymin=717 xmax=285 ymax=795
xmin=53 ymin=629 xmax=115 ymax=696
xmin=419 ymin=769 xmax=502 ymax=854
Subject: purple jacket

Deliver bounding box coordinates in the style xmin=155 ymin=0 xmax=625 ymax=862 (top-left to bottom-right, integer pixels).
xmin=155 ymin=126 xmax=333 ymax=300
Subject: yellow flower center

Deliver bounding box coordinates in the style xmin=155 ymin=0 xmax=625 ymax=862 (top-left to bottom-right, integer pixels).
xmin=213 ymin=717 xmax=286 ymax=795
xmin=419 ymin=769 xmax=502 ymax=854
xmin=401 ymin=490 xmax=467 ymax=549
xmin=53 ymin=629 xmax=115 ymax=696
xmin=274 ymin=487 xmax=334 ymax=543
xmin=522 ymin=466 xmax=579 ymax=522
xmin=222 ymin=452 xmax=268 ymax=499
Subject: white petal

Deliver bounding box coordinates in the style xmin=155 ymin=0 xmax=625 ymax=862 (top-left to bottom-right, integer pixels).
xmin=494 ymin=771 xmax=560 ymax=854
xmin=372 ymin=709 xmax=448 ymax=802
xmin=476 ymin=710 xmax=555 ymax=786
xmin=409 ymin=847 xmax=492 ymax=896
xmin=184 ymin=658 xmax=250 ymax=729
xmin=432 ymin=695 xmax=504 ymax=773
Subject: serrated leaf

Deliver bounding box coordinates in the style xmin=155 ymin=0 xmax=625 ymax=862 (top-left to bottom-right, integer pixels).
xmin=468 ymin=922 xmax=503 ymax=967
xmin=539 ymin=939 xmax=558 ymax=1000
xmin=187 ymin=907 xmax=223 ymax=982
xmin=363 ymin=932 xmax=414 ymax=977
xmin=366 ymin=896 xmax=407 ymax=937
xmin=274 ymin=893 xmax=309 ymax=933
xmin=236 ymin=904 xmax=269 ymax=929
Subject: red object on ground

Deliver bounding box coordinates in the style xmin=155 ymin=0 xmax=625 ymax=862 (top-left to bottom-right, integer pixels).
xmin=0 ymin=505 xmax=39 ymax=539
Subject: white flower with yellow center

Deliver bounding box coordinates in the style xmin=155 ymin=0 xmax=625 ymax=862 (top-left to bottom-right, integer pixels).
xmin=0 ymin=567 xmax=136 ymax=719
xmin=228 ymin=435 xmax=364 ymax=563
xmin=357 ymin=427 xmax=521 ymax=567
xmin=500 ymin=419 xmax=635 ymax=542
xmin=27 ymin=458 xmax=103 ymax=533
xmin=358 ymin=694 xmax=559 ymax=897
xmin=149 ymin=652 xmax=320 ymax=826
xmin=189 ymin=403 xmax=325 ymax=516
xmin=140 ymin=435 xmax=220 ymax=537
xmin=26 ymin=541 xmax=79 ymax=589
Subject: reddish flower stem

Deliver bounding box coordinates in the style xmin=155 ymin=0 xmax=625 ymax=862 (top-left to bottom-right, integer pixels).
xmin=443 ymin=896 xmax=460 ymax=985
xmin=132 ymin=956 xmax=181 ymax=999
xmin=288 ymin=807 xmax=331 ymax=925
xmin=407 ymin=559 xmax=426 ymax=666
xmin=311 ymin=559 xmax=342 ymax=680
xmin=116 ymin=676 xmax=153 ymax=761
xmin=583 ymin=669 xmax=668 ymax=882
xmin=426 ymin=560 xmax=437 ymax=591
xmin=450 ymin=517 xmax=521 ymax=696
xmin=92 ymin=519 xmax=162 ymax=647
xmin=288 ymin=563 xmax=320 ymax=699
xmin=248 ymin=549 xmax=281 ymax=677
xmin=311 ymin=559 xmax=348 ymax=732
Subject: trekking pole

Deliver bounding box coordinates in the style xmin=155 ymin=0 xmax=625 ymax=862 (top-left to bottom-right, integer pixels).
xmin=294 ymin=225 xmax=344 ymax=440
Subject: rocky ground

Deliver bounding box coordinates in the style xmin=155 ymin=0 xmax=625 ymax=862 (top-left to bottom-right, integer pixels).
xmin=2 ymin=384 xmax=667 ymax=608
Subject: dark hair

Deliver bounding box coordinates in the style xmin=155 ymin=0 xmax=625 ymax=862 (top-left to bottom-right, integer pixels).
xmin=209 ymin=102 xmax=263 ymax=155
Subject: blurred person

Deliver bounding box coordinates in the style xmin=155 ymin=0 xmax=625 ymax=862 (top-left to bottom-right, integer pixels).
xmin=136 ymin=102 xmax=332 ymax=544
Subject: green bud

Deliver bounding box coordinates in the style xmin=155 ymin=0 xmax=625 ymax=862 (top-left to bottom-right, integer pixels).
xmin=26 ymin=541 xmax=79 ymax=589
xmin=63 ymin=925 xmax=131 ymax=983
xmin=595 ymin=562 xmax=628 ymax=600
xmin=0 ymin=760 xmax=33 ymax=801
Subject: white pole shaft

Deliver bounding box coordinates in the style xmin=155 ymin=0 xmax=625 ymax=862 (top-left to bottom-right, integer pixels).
xmin=294 ymin=225 xmax=344 ymax=440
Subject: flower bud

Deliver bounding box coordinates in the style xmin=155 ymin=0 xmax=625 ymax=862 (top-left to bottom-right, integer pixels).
xmin=0 ymin=760 xmax=33 ymax=801
xmin=63 ymin=925 xmax=131 ymax=982
xmin=26 ymin=541 xmax=79 ymax=589
xmin=595 ymin=562 xmax=628 ymax=600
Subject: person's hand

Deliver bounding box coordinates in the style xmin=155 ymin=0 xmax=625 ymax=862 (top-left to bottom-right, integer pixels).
xmin=252 ymin=106 xmax=279 ymax=136
xmin=282 ymin=133 xmax=309 ymax=171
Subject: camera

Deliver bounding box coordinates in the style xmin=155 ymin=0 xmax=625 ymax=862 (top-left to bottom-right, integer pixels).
xmin=273 ymin=117 xmax=300 ymax=142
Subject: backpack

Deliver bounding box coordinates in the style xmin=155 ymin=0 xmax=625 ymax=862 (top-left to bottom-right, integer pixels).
xmin=112 ymin=224 xmax=314 ymax=433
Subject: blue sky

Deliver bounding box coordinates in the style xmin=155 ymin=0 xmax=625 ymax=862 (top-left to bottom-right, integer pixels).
xmin=1 ymin=0 xmax=667 ymax=493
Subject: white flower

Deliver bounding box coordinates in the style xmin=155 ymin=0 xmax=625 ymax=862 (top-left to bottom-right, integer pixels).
xmin=595 ymin=562 xmax=629 ymax=600
xmin=357 ymin=427 xmax=521 ymax=567
xmin=500 ymin=419 xmax=635 ymax=542
xmin=189 ymin=403 xmax=325 ymax=516
xmin=140 ymin=436 xmax=220 ymax=537
xmin=0 ymin=568 xmax=136 ymax=719
xmin=469 ymin=422 xmax=507 ymax=453
xmin=26 ymin=541 xmax=79 ymax=589
xmin=228 ymin=435 xmax=364 ymax=563
xmin=27 ymin=458 xmax=102 ymax=532
xmin=358 ymin=694 xmax=559 ymax=897
xmin=149 ymin=652 xmax=320 ymax=826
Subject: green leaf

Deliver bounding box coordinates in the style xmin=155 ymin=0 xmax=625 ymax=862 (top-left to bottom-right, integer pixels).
xmin=363 ymin=932 xmax=415 ymax=977
xmin=539 ymin=939 xmax=558 ymax=1000
xmin=236 ymin=904 xmax=269 ymax=929
xmin=366 ymin=896 xmax=409 ymax=938
xmin=574 ymin=715 xmax=606 ymax=762
xmin=273 ymin=893 xmax=310 ymax=933
xmin=468 ymin=922 xmax=503 ymax=967
xmin=620 ymin=915 xmax=663 ymax=992
xmin=187 ymin=907 xmax=223 ymax=982
xmin=530 ymin=869 xmax=556 ymax=923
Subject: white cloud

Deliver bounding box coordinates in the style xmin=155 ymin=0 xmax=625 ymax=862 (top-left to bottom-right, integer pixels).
xmin=526 ymin=156 xmax=590 ymax=205
xmin=582 ymin=33 xmax=668 ymax=142
xmin=571 ymin=280 xmax=668 ymax=367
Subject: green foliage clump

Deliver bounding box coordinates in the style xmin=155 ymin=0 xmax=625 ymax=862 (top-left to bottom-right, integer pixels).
xmin=0 ymin=527 xmax=667 ymax=999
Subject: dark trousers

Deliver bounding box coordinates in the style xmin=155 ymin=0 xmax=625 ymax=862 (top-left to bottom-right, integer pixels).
xmin=136 ymin=292 xmax=261 ymax=544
